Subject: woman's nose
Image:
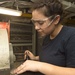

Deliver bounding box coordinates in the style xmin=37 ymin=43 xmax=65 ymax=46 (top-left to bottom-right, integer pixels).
xmin=34 ymin=24 xmax=40 ymax=30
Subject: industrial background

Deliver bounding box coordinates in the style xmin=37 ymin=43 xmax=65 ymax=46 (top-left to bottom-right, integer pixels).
xmin=0 ymin=0 xmax=75 ymax=75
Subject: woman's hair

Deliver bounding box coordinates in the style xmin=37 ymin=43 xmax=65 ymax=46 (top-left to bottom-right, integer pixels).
xmin=31 ymin=0 xmax=64 ymax=20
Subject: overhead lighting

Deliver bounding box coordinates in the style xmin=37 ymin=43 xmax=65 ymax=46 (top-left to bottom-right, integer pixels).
xmin=0 ymin=7 xmax=22 ymax=16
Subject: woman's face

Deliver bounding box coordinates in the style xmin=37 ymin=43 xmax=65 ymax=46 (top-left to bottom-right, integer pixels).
xmin=31 ymin=10 xmax=58 ymax=38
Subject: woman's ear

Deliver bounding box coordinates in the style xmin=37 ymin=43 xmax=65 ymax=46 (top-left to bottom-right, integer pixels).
xmin=54 ymin=15 xmax=60 ymax=25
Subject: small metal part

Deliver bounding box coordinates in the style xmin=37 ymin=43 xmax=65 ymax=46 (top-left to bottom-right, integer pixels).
xmin=24 ymin=52 xmax=30 ymax=61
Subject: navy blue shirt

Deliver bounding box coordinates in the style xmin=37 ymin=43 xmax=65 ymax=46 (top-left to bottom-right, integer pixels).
xmin=39 ymin=26 xmax=75 ymax=67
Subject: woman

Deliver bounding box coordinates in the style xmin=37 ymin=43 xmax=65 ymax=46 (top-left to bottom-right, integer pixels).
xmin=13 ymin=0 xmax=75 ymax=75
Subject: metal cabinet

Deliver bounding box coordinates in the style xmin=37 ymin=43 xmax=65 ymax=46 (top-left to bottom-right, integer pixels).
xmin=10 ymin=22 xmax=36 ymax=61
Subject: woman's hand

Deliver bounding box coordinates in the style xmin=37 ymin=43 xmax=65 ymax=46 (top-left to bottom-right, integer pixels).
xmin=24 ymin=50 xmax=36 ymax=60
xmin=13 ymin=60 xmax=41 ymax=74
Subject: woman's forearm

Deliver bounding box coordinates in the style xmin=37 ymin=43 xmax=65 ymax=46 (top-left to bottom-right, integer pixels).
xmin=38 ymin=62 xmax=75 ymax=75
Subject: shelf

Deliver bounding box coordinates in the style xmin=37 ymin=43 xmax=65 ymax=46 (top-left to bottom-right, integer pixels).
xmin=15 ymin=53 xmax=24 ymax=56
xmin=12 ymin=43 xmax=32 ymax=46
xmin=10 ymin=22 xmax=36 ymax=62
xmin=10 ymin=22 xmax=32 ymax=26
xmin=11 ymin=34 xmax=32 ymax=36
xmin=11 ymin=40 xmax=32 ymax=43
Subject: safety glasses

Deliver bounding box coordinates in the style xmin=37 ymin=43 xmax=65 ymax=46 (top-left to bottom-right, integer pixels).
xmin=31 ymin=16 xmax=53 ymax=25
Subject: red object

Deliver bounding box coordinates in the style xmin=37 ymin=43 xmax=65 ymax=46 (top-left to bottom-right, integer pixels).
xmin=0 ymin=22 xmax=10 ymax=42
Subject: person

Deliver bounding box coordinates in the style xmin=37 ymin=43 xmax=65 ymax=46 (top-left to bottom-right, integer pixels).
xmin=13 ymin=0 xmax=75 ymax=75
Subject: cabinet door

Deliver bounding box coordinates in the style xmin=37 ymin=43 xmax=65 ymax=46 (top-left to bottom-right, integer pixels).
xmin=10 ymin=22 xmax=36 ymax=61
